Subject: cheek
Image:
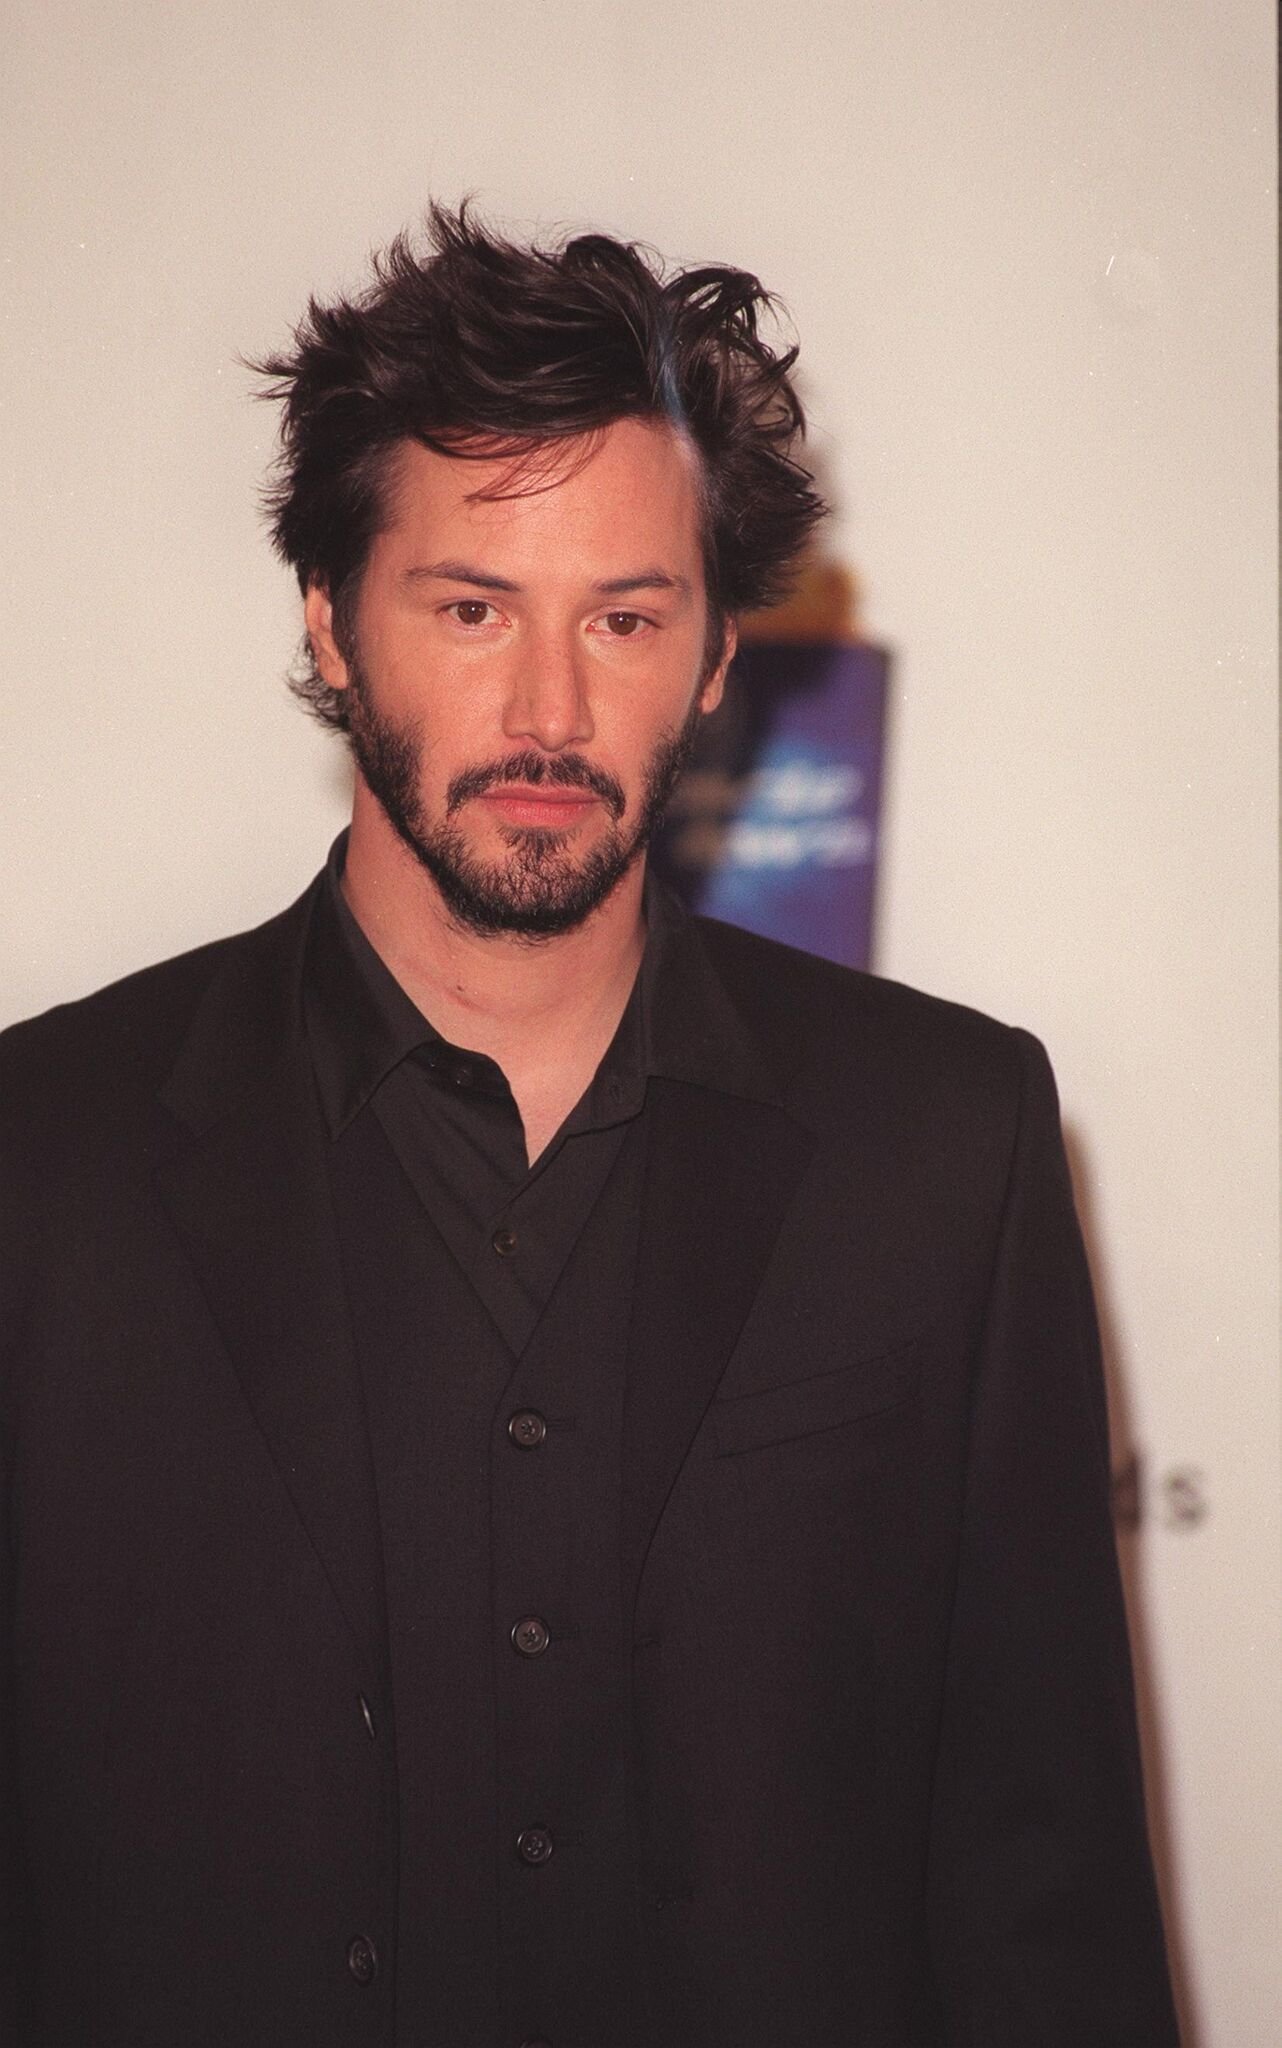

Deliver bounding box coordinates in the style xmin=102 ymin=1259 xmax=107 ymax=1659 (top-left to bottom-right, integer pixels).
xmin=368 ymin=645 xmax=490 ymax=752
xmin=613 ymin=657 xmax=706 ymax=742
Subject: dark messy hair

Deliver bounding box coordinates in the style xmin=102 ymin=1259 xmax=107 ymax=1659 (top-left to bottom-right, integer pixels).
xmin=253 ymin=200 xmax=826 ymax=731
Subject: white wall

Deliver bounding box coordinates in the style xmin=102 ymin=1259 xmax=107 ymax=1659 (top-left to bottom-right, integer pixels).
xmin=3 ymin=2 xmax=1277 ymax=2037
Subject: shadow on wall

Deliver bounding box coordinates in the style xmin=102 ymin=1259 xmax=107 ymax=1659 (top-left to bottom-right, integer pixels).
xmin=1063 ymin=1122 xmax=1202 ymax=2048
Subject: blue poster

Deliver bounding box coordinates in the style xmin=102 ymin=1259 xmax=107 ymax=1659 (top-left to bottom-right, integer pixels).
xmin=653 ymin=639 xmax=889 ymax=971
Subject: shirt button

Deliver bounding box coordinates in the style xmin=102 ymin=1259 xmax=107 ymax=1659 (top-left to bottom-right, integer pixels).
xmin=511 ymin=1616 xmax=550 ymax=1657
xmin=451 ymin=1061 xmax=474 ymax=1088
xmin=516 ymin=1825 xmax=554 ymax=1866
xmin=346 ymin=1935 xmax=377 ymax=1985
xmin=492 ymin=1226 xmax=518 ymax=1257
xmin=508 ymin=1410 xmax=546 ymax=1448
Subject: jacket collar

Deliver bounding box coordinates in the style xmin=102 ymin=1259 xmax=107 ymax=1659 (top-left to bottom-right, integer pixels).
xmin=158 ymin=875 xmax=321 ymax=1138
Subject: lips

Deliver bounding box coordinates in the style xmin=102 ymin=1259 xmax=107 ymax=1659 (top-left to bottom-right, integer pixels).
xmin=447 ymin=751 xmax=627 ymax=822
xmin=480 ymin=786 xmax=599 ymax=828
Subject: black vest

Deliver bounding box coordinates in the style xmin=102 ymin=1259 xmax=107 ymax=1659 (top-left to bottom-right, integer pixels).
xmin=328 ymin=1102 xmax=649 ymax=2048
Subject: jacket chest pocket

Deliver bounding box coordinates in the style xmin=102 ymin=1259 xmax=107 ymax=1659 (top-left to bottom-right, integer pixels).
xmin=709 ymin=1341 xmax=920 ymax=1457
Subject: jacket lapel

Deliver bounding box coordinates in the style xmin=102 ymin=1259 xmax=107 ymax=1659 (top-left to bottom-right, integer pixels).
xmin=621 ymin=917 xmax=816 ymax=1614
xmin=154 ymin=885 xmax=388 ymax=1702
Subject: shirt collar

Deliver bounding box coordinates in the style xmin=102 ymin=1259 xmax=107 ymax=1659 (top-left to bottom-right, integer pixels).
xmin=303 ymin=831 xmax=777 ymax=1141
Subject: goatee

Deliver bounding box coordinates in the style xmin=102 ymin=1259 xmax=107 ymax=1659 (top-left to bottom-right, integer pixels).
xmin=344 ymin=659 xmax=703 ymax=940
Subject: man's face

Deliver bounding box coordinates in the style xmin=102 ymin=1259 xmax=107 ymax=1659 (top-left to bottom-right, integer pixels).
xmin=307 ymin=418 xmax=734 ymax=938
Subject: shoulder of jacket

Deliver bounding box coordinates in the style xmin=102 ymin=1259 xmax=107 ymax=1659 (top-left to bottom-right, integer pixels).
xmin=0 ymin=886 xmax=314 ymax=1109
xmin=689 ymin=912 xmax=1038 ymax=1087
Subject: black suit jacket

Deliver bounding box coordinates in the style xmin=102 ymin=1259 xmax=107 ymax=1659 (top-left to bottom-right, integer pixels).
xmin=0 ymin=874 xmax=1177 ymax=2045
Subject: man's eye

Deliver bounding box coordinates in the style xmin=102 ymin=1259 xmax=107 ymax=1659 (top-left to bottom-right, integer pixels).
xmin=447 ymin=600 xmax=497 ymax=627
xmin=602 ymin=611 xmax=644 ymax=637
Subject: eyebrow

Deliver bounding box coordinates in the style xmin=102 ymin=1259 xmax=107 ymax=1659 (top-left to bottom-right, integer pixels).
xmin=402 ymin=559 xmax=692 ymax=599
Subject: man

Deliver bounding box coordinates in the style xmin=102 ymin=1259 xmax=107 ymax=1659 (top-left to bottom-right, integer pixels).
xmin=1 ymin=204 xmax=1177 ymax=2046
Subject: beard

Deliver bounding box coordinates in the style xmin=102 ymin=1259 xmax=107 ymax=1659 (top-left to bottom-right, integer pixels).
xmin=344 ymin=656 xmax=703 ymax=940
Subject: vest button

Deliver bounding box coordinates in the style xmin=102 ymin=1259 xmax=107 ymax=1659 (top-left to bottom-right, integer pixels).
xmin=346 ymin=1935 xmax=377 ymax=1985
xmin=516 ymin=1825 xmax=554 ymax=1866
xmin=511 ymin=1615 xmax=550 ymax=1657
xmin=492 ymin=1226 xmax=519 ymax=1257
xmin=508 ymin=1410 xmax=547 ymax=1448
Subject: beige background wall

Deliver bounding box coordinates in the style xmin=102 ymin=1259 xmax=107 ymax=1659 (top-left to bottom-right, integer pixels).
xmin=4 ymin=1 xmax=1277 ymax=2037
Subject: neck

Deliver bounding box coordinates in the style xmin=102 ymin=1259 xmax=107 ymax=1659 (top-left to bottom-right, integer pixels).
xmin=339 ymin=791 xmax=648 ymax=1079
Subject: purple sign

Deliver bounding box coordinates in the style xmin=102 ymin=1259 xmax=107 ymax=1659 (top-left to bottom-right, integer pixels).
xmin=652 ymin=640 xmax=889 ymax=971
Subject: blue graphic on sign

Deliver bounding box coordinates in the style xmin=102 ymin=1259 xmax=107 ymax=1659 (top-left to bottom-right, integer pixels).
xmin=652 ymin=640 xmax=888 ymax=971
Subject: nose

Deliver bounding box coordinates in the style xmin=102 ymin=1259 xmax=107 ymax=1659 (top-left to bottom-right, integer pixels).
xmin=501 ymin=630 xmax=594 ymax=753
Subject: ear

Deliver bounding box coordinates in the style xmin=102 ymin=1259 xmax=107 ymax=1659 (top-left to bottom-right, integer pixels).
xmin=699 ymin=614 xmax=737 ymax=716
xmin=303 ymin=583 xmax=351 ymax=691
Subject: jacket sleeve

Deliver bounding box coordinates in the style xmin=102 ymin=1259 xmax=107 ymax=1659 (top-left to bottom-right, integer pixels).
xmin=0 ymin=1433 xmax=33 ymax=2044
xmin=924 ymin=1029 xmax=1180 ymax=2044
xmin=0 ymin=1034 xmax=38 ymax=2042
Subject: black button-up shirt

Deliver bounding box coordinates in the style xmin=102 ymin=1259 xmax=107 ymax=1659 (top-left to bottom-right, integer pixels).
xmin=299 ymin=834 xmax=782 ymax=2045
xmin=304 ymin=834 xmax=674 ymax=1354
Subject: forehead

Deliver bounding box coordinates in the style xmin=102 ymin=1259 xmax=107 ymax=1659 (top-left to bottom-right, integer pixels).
xmin=377 ymin=418 xmax=705 ymax=574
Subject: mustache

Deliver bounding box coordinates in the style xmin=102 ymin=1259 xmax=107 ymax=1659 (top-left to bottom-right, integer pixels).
xmin=446 ymin=751 xmax=626 ymax=822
